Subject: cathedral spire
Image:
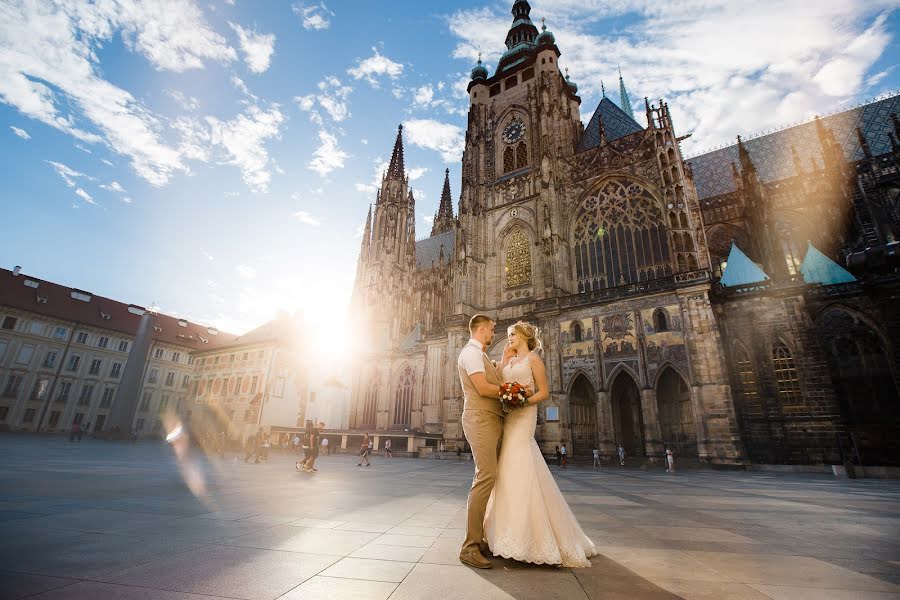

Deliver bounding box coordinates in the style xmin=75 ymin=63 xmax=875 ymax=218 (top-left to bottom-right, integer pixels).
xmin=857 ymin=126 xmax=873 ymax=160
xmin=386 ymin=124 xmax=405 ymax=181
xmin=431 ymin=168 xmax=456 ymax=236
xmin=618 ymin=66 xmax=635 ymax=120
xmin=737 ymin=135 xmax=757 ymax=176
xmin=505 ymin=1 xmax=538 ymax=50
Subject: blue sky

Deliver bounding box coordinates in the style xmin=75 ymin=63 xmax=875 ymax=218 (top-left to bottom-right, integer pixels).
xmin=3 ymin=0 xmax=899 ymax=338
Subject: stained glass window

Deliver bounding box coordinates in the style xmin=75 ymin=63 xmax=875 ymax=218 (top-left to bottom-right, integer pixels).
xmin=516 ymin=142 xmax=528 ymax=169
xmin=734 ymin=346 xmax=762 ymax=417
xmin=773 ymin=342 xmax=801 ymax=404
xmin=503 ymin=146 xmax=515 ymax=172
xmin=505 ymin=230 xmax=532 ymax=287
xmin=572 ymin=178 xmax=672 ymax=292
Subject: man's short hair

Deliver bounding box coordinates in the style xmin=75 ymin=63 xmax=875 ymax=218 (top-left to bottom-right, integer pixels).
xmin=469 ymin=314 xmax=494 ymax=335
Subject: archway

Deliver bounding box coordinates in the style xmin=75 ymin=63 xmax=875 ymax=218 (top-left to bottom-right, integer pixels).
xmin=656 ymin=367 xmax=698 ymax=457
xmin=568 ymin=374 xmax=597 ymax=458
xmin=610 ymin=371 xmax=644 ymax=457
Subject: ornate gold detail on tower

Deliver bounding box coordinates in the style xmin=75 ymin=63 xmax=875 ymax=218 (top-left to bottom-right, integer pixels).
xmin=505 ymin=229 xmax=532 ymax=287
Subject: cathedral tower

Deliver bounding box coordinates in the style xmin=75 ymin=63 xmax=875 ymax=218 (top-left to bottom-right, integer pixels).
xmin=352 ymin=125 xmax=417 ymax=350
xmin=458 ymin=1 xmax=583 ymax=311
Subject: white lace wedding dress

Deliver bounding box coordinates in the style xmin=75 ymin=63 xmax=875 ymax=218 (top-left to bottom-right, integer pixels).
xmin=483 ymin=354 xmax=598 ymax=567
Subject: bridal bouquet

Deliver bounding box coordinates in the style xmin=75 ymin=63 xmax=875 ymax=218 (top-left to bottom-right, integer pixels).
xmin=500 ymin=382 xmax=529 ymax=413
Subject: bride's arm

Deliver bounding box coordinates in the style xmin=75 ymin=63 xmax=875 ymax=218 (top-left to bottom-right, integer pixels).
xmin=526 ymin=354 xmax=550 ymax=404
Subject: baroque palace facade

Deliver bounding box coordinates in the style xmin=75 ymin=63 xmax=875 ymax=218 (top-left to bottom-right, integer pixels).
xmin=350 ymin=0 xmax=900 ymax=465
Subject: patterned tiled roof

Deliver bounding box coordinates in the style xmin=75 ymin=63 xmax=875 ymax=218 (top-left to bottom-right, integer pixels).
xmin=688 ymin=93 xmax=900 ymax=200
xmin=577 ymin=97 xmax=644 ymax=152
xmin=415 ymin=230 xmax=455 ymax=270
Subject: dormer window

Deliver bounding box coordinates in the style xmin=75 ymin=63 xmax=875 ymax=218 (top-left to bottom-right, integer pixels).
xmin=70 ymin=290 xmax=91 ymax=302
xmin=24 ymin=279 xmax=39 ymax=289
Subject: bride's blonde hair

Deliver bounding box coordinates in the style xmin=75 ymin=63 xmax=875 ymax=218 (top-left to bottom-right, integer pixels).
xmin=510 ymin=320 xmax=542 ymax=352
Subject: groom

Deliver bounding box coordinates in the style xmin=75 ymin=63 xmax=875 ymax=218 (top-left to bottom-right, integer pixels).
xmin=457 ymin=314 xmax=505 ymax=569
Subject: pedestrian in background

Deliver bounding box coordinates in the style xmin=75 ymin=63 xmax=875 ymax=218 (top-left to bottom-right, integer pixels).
xmin=358 ymin=433 xmax=371 ymax=467
xmin=561 ymin=444 xmax=568 ymax=469
xmin=666 ymin=448 xmax=675 ymax=472
xmin=384 ymin=438 xmax=392 ymax=459
xmin=592 ymin=448 xmax=600 ymax=468
xmin=555 ymin=445 xmax=562 ymax=467
xmin=617 ymin=445 xmax=626 ymax=466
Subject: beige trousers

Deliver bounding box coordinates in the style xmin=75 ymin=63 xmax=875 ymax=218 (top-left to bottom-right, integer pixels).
xmin=461 ymin=408 xmax=503 ymax=553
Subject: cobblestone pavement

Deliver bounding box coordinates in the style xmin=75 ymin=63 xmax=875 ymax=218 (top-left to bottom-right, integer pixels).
xmin=1 ymin=434 xmax=898 ymax=599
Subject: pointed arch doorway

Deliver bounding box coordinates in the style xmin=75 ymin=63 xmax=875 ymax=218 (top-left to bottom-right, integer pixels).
xmin=656 ymin=367 xmax=698 ymax=457
xmin=610 ymin=371 xmax=644 ymax=457
xmin=568 ymin=374 xmax=598 ymax=458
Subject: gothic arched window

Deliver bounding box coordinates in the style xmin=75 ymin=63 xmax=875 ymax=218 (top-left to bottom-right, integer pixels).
xmin=362 ymin=375 xmax=379 ymax=428
xmin=571 ymin=321 xmax=582 ymax=342
xmin=572 ymin=178 xmax=671 ymax=291
xmin=653 ymin=308 xmax=669 ymax=332
xmin=772 ymin=342 xmax=801 ymax=405
xmin=505 ymin=229 xmax=532 ymax=287
xmin=503 ymin=146 xmax=515 ymax=173
xmin=393 ymin=366 xmax=415 ymax=426
xmin=516 ymin=142 xmax=528 ymax=169
xmin=734 ymin=345 xmax=762 ymax=417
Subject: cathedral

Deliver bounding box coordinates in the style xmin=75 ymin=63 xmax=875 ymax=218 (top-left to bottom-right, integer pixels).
xmin=350 ymin=0 xmax=900 ymax=466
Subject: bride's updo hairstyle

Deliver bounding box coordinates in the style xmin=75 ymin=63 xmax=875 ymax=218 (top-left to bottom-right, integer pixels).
xmin=511 ymin=320 xmax=542 ymax=352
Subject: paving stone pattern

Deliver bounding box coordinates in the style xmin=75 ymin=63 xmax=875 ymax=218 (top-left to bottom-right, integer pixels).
xmin=0 ymin=435 xmax=898 ymax=599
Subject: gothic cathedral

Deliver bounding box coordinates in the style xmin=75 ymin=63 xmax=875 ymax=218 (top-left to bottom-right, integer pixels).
xmin=350 ymin=0 xmax=900 ymax=465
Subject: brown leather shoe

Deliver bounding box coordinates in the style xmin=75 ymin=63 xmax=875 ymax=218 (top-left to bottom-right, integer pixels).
xmin=459 ymin=549 xmax=492 ymax=569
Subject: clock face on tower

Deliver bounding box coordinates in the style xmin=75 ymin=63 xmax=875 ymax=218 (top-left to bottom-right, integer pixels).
xmin=502 ymin=118 xmax=525 ymax=144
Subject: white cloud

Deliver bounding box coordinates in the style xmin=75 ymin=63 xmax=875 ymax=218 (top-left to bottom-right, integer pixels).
xmin=293 ymin=3 xmax=334 ymax=31
xmin=46 ymin=160 xmax=90 ymax=187
xmin=0 ymin=1 xmax=238 ymax=186
xmin=413 ymin=84 xmax=434 ymax=106
xmin=404 ymin=119 xmax=464 ymax=163
xmin=236 ymin=265 xmax=257 ymax=279
xmin=74 ymin=187 xmax=96 ymax=205
xmin=229 ymin=22 xmax=276 ymax=74
xmin=10 ymin=126 xmax=30 ymax=139
xmin=294 ymin=76 xmax=352 ymax=124
xmin=361 ymin=138 xmax=368 ymax=145
xmin=348 ymin=48 xmax=404 ymax=86
xmin=422 ymin=214 xmax=434 ymax=226
xmin=101 ymin=158 xmax=114 ymax=167
xmin=75 ymin=144 xmax=91 ymax=153
xmin=202 ymin=249 xmax=215 ymax=261
xmin=293 ymin=210 xmax=322 ymax=225
xmin=308 ymin=130 xmax=349 ymax=177
xmin=205 ymin=103 xmax=285 ymax=192
xmin=165 ymin=89 xmax=200 ymax=111
xmin=121 ymin=196 xmax=133 ymax=203
xmin=408 ymin=167 xmax=429 ymax=181
xmin=100 ymin=181 xmax=126 ymax=193
xmin=447 ymin=1 xmax=897 ymax=155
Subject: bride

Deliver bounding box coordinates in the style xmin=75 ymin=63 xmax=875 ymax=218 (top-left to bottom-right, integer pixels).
xmin=483 ymin=321 xmax=598 ymax=568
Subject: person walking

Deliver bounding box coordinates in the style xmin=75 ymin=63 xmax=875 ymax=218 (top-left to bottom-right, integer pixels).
xmin=292 ymin=433 xmax=301 ymax=455
xmin=321 ymin=435 xmax=329 ymax=456
xmin=666 ymin=448 xmax=675 ymax=472
xmin=358 ymin=433 xmax=371 ymax=467
xmin=69 ymin=422 xmax=82 ymax=443
xmin=561 ymin=444 xmax=568 ymax=469
xmin=457 ymin=446 xmax=462 ymax=461
xmin=617 ymin=444 xmax=626 ymax=466
xmin=305 ymin=422 xmax=324 ymax=472
xmin=592 ymin=448 xmax=600 ymax=468
xmin=555 ymin=445 xmax=562 ymax=467
xmin=384 ymin=438 xmax=392 ymax=459
xmin=297 ymin=420 xmax=315 ymax=472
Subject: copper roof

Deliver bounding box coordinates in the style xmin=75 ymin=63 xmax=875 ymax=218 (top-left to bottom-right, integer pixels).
xmin=0 ymin=267 xmax=238 ymax=350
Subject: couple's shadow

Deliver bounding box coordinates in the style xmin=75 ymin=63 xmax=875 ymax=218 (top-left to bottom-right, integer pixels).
xmin=470 ymin=553 xmax=683 ymax=600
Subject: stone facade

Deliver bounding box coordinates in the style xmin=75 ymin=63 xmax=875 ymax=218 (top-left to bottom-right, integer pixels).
xmin=350 ymin=0 xmax=900 ymax=465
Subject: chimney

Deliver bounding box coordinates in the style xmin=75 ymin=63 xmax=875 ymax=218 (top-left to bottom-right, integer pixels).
xmin=13 ymin=266 xmax=21 ymax=276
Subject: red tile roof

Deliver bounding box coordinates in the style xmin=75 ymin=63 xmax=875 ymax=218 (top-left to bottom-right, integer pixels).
xmin=0 ymin=268 xmax=238 ymax=350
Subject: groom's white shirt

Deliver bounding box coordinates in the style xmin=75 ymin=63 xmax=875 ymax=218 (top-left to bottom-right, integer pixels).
xmin=459 ymin=338 xmax=487 ymax=376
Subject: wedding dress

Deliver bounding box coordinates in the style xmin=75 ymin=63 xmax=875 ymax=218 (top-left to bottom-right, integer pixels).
xmin=483 ymin=354 xmax=598 ymax=567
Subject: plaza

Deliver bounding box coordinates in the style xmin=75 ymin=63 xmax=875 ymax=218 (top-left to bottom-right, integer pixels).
xmin=0 ymin=435 xmax=898 ymax=600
